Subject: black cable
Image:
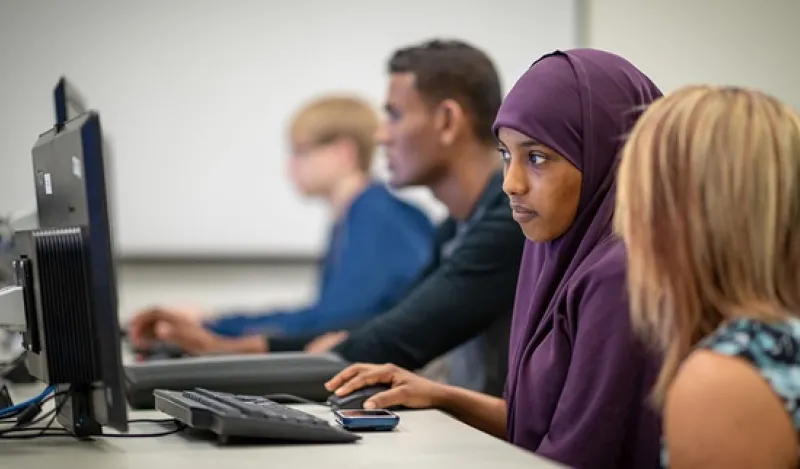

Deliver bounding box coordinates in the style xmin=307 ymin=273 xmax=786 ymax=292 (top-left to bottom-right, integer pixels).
xmin=0 ymin=408 xmax=22 ymax=422
xmin=0 ymin=412 xmax=185 ymax=439
xmin=0 ymin=391 xmax=67 ymax=439
xmin=0 ymin=386 xmax=145 ymax=438
xmin=11 ymin=390 xmax=62 ymax=427
xmin=0 ymin=421 xmax=186 ymax=439
xmin=0 ymin=391 xmax=62 ymax=427
xmin=0 ymin=426 xmax=70 ymax=439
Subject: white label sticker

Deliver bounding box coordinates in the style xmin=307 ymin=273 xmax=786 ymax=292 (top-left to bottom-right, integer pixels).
xmin=44 ymin=173 xmax=52 ymax=194
xmin=72 ymin=156 xmax=82 ymax=179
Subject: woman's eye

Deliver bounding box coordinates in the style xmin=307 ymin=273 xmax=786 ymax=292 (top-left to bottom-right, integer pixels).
xmin=497 ymin=148 xmax=510 ymax=162
xmin=529 ymin=152 xmax=547 ymax=166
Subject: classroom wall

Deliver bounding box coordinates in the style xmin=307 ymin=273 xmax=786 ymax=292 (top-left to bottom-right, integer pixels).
xmin=46 ymin=0 xmax=800 ymax=322
xmin=0 ymin=0 xmax=579 ymax=260
xmin=119 ymin=261 xmax=316 ymax=322
xmin=586 ymin=0 xmax=800 ymax=108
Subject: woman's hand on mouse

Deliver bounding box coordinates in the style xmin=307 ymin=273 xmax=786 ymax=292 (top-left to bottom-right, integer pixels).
xmin=325 ymin=363 xmax=450 ymax=409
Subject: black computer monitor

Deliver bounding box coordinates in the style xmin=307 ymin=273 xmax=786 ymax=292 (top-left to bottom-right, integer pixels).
xmin=9 ymin=84 xmax=128 ymax=436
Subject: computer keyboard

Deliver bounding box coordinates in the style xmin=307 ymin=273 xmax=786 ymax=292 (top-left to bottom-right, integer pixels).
xmin=153 ymin=388 xmax=360 ymax=444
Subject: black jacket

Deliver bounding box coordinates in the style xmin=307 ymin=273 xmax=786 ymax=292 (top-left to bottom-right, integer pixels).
xmin=270 ymin=172 xmax=525 ymax=396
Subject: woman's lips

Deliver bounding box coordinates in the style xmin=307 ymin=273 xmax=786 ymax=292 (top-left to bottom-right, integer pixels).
xmin=510 ymin=203 xmax=537 ymax=223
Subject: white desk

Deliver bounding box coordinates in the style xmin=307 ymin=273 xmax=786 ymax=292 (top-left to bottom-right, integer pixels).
xmin=2 ymin=384 xmax=564 ymax=469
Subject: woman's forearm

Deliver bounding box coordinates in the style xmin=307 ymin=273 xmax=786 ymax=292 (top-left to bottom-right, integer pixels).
xmin=435 ymin=385 xmax=508 ymax=439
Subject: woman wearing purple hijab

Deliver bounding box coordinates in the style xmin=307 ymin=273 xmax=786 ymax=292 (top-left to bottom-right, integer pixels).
xmin=326 ymin=49 xmax=663 ymax=468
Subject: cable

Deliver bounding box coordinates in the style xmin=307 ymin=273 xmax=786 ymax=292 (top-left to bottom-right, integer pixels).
xmin=0 ymin=406 xmax=22 ymax=422
xmin=0 ymin=391 xmax=60 ymax=424
xmin=0 ymin=414 xmax=69 ymax=439
xmin=0 ymin=413 xmax=185 ymax=439
xmin=0 ymin=385 xmax=54 ymax=419
xmin=0 ymin=391 xmax=67 ymax=439
xmin=0 ymin=383 xmax=184 ymax=440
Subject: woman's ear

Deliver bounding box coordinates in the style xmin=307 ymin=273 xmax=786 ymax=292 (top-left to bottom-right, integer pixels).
xmin=435 ymin=99 xmax=467 ymax=146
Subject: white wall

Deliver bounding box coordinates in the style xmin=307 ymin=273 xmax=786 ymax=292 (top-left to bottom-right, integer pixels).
xmin=118 ymin=262 xmax=316 ymax=323
xmin=5 ymin=0 xmax=799 ymax=323
xmin=587 ymin=0 xmax=800 ymax=108
xmin=0 ymin=0 xmax=581 ymax=322
xmin=0 ymin=0 xmax=579 ymax=259
xmin=122 ymin=0 xmax=799 ymax=323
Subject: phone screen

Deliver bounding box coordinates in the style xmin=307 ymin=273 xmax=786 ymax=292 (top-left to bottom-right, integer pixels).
xmin=337 ymin=409 xmax=395 ymax=418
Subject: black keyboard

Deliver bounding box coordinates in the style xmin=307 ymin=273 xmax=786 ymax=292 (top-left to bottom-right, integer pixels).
xmin=153 ymin=388 xmax=360 ymax=444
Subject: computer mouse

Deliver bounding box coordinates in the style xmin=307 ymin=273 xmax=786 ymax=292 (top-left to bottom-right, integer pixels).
xmin=327 ymin=384 xmax=392 ymax=410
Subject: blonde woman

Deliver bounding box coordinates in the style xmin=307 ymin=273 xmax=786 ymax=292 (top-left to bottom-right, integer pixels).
xmin=616 ymin=86 xmax=800 ymax=468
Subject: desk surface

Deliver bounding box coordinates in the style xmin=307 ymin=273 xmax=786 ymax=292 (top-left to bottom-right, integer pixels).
xmin=2 ymin=384 xmax=563 ymax=469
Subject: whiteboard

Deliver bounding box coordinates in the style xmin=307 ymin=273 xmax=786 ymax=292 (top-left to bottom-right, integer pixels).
xmin=0 ymin=0 xmax=580 ymax=258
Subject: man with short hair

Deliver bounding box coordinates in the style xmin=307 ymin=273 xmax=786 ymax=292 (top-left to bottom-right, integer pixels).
xmin=288 ymin=40 xmax=525 ymax=396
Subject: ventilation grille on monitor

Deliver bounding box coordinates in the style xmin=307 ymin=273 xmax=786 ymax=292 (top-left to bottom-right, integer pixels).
xmin=33 ymin=227 xmax=98 ymax=384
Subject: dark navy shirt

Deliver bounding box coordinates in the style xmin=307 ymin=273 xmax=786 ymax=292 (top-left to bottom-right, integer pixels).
xmin=204 ymin=183 xmax=435 ymax=338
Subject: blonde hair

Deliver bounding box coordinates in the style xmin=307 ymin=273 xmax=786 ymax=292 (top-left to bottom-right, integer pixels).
xmin=615 ymin=85 xmax=800 ymax=405
xmin=289 ymin=95 xmax=379 ymax=171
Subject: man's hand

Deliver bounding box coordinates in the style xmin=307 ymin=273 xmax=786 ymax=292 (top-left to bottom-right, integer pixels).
xmin=128 ymin=306 xmax=266 ymax=355
xmin=305 ymin=331 xmax=349 ymax=353
xmin=128 ymin=306 xmax=216 ymax=354
xmin=128 ymin=306 xmax=200 ymax=347
xmin=324 ymin=363 xmax=450 ymax=410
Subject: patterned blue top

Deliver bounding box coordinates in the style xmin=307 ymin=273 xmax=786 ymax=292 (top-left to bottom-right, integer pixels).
xmin=662 ymin=317 xmax=800 ymax=467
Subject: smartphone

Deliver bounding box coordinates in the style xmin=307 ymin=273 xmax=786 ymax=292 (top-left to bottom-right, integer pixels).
xmin=333 ymin=408 xmax=400 ymax=431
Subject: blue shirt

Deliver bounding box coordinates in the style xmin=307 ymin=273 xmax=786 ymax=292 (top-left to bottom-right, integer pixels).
xmin=204 ymin=183 xmax=435 ymax=338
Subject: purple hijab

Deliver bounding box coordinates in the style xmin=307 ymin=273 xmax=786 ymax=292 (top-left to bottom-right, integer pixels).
xmin=493 ymin=49 xmax=663 ymax=467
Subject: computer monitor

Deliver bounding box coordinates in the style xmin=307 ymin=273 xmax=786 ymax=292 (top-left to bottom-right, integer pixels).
xmin=2 ymin=77 xmax=85 ymax=287
xmin=0 ymin=79 xmax=128 ymax=436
